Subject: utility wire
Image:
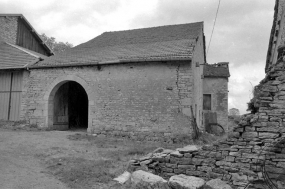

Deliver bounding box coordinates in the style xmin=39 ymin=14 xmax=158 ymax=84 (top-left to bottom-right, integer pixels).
xmin=207 ymin=0 xmax=221 ymax=55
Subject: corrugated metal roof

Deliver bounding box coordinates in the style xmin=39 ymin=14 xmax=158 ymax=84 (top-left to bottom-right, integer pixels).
xmin=0 ymin=41 xmax=47 ymax=69
xmin=33 ymin=22 xmax=203 ymax=68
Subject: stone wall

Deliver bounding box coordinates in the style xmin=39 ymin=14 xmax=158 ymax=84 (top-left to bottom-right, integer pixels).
xmin=131 ymin=60 xmax=285 ymax=188
xmin=24 ymin=61 xmax=194 ymax=141
xmin=133 ymin=119 xmax=284 ymax=188
xmin=203 ymin=77 xmax=228 ymax=130
xmin=20 ymin=70 xmax=30 ymax=120
xmin=0 ymin=16 xmax=18 ymax=44
xmin=192 ymin=30 xmax=206 ymax=128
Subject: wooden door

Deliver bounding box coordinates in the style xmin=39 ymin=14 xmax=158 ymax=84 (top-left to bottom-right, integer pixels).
xmin=0 ymin=72 xmax=23 ymax=121
xmin=0 ymin=72 xmax=11 ymax=120
xmin=53 ymin=83 xmax=69 ymax=130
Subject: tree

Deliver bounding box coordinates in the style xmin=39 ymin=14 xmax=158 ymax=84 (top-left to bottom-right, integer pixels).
xmin=40 ymin=33 xmax=73 ymax=54
xmin=229 ymin=108 xmax=240 ymax=116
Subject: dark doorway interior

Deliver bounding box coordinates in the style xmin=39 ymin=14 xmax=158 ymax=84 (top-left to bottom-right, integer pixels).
xmin=53 ymin=81 xmax=88 ymax=130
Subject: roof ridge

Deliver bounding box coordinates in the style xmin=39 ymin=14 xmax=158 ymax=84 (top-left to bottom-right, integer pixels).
xmin=0 ymin=13 xmax=23 ymax=17
xmin=75 ymin=38 xmax=197 ymax=50
xmin=103 ymin=21 xmax=204 ymax=34
xmin=5 ymin=42 xmax=41 ymax=59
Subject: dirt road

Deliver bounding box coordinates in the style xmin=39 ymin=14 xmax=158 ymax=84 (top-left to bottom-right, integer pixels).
xmin=0 ymin=129 xmax=80 ymax=189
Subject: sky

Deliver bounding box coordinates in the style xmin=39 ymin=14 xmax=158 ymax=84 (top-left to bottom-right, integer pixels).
xmin=0 ymin=0 xmax=276 ymax=114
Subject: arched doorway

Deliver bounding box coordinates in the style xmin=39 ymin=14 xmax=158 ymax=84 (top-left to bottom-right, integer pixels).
xmin=51 ymin=81 xmax=88 ymax=130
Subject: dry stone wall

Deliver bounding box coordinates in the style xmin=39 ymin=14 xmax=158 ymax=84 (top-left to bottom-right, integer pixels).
xmin=130 ymin=60 xmax=285 ymax=189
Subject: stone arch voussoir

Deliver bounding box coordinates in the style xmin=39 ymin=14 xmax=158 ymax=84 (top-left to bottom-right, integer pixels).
xmin=43 ymin=75 xmax=94 ymax=129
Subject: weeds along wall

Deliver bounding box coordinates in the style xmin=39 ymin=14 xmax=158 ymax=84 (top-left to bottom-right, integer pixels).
xmin=132 ymin=60 xmax=285 ymax=188
xmin=23 ymin=61 xmax=195 ymax=141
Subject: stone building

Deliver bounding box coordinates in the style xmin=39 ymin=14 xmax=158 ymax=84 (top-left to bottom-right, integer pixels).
xmin=0 ymin=14 xmax=230 ymax=140
xmin=0 ymin=14 xmax=52 ymax=121
xmin=126 ymin=1 xmax=285 ymax=188
xmin=266 ymin=0 xmax=285 ymax=72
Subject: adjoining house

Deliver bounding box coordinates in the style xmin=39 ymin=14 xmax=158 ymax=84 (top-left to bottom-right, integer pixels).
xmin=0 ymin=14 xmax=230 ymax=140
xmin=0 ymin=14 xmax=53 ymax=121
xmin=203 ymin=62 xmax=230 ymax=132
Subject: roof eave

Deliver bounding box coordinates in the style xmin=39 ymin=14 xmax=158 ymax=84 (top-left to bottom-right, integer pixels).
xmin=30 ymin=57 xmax=192 ymax=69
xmin=5 ymin=42 xmax=41 ymax=58
xmin=0 ymin=67 xmax=26 ymax=70
xmin=19 ymin=16 xmax=54 ymax=56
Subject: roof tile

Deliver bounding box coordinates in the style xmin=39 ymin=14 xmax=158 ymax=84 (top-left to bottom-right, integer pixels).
xmin=34 ymin=22 xmax=203 ymax=68
xmin=0 ymin=41 xmax=46 ymax=69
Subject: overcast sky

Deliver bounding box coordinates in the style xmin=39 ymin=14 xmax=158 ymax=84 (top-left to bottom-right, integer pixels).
xmin=1 ymin=0 xmax=276 ymax=114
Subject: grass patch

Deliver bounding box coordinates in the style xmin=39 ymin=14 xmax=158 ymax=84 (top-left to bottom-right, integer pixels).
xmin=45 ymin=157 xmax=116 ymax=188
xmin=57 ymin=132 xmax=230 ymax=188
xmin=127 ymin=148 xmax=146 ymax=156
xmin=43 ymin=134 xmax=184 ymax=189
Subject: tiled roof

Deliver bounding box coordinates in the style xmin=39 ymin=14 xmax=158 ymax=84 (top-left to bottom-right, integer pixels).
xmin=0 ymin=41 xmax=47 ymax=69
xmin=203 ymin=63 xmax=230 ymax=78
xmin=33 ymin=22 xmax=203 ymax=68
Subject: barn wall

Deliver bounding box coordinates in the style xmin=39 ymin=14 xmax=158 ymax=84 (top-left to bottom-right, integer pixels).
xmin=0 ymin=16 xmax=18 ymax=44
xmin=19 ymin=70 xmax=30 ymax=120
xmin=24 ymin=61 xmax=194 ymax=141
xmin=0 ymin=15 xmax=51 ymax=56
xmin=16 ymin=18 xmax=49 ymax=55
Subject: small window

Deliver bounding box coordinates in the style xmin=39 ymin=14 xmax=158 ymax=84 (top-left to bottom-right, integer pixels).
xmin=203 ymin=94 xmax=211 ymax=110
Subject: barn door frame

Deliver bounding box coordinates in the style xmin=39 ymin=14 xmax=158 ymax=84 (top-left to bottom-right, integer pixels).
xmin=43 ymin=75 xmax=94 ymax=130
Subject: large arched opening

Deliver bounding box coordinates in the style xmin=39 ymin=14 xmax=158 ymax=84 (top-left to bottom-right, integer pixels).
xmin=44 ymin=75 xmax=93 ymax=131
xmin=53 ymin=81 xmax=88 ymax=130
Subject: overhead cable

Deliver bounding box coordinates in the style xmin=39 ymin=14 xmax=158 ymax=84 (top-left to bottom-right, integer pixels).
xmin=207 ymin=0 xmax=221 ymax=55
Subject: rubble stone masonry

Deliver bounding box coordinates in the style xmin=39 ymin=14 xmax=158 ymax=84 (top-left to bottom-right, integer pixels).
xmin=132 ymin=60 xmax=285 ymax=188
xmin=24 ymin=61 xmax=194 ymax=142
xmin=0 ymin=16 xmax=18 ymax=44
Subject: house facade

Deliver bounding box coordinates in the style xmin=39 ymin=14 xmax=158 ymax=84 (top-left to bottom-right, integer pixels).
xmin=0 ymin=15 xmax=230 ymax=141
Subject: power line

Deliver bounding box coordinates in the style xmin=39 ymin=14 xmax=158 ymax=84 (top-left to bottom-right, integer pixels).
xmin=207 ymin=0 xmax=221 ymax=55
